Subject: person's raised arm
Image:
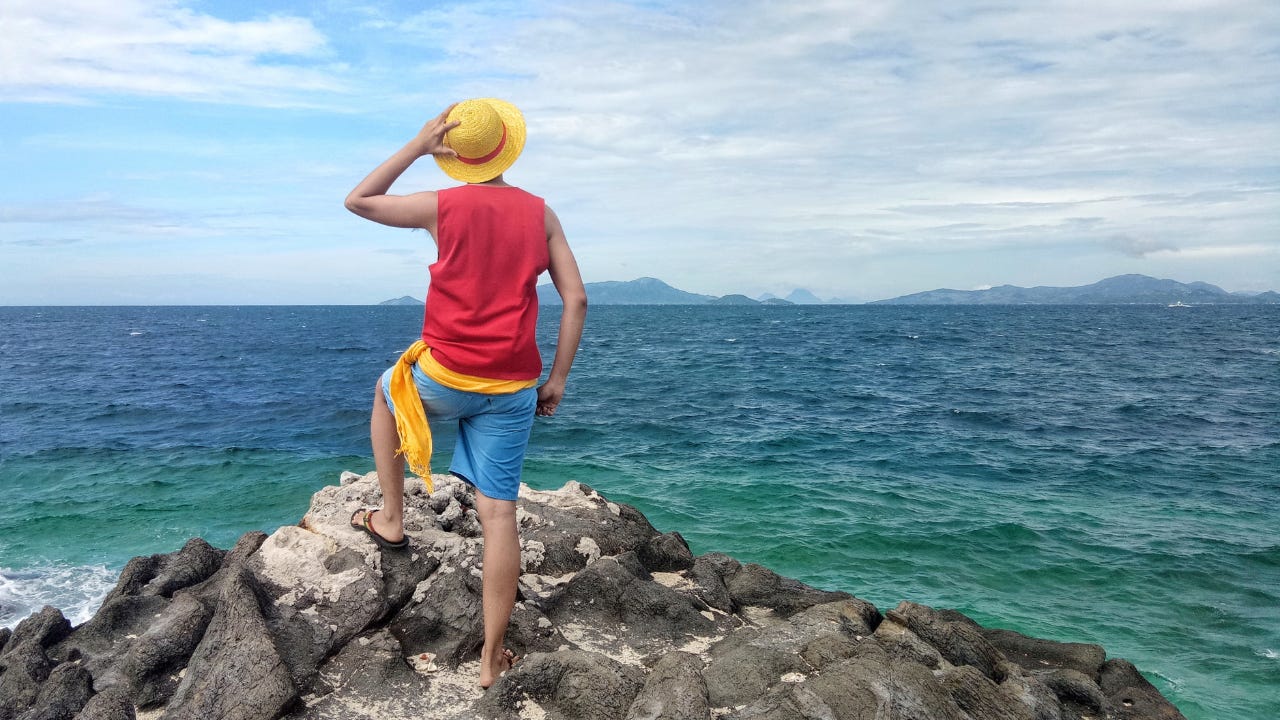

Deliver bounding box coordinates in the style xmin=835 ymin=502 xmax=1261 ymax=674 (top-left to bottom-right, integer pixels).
xmin=536 ymin=206 xmax=587 ymax=417
xmin=344 ymin=104 xmax=459 ymax=231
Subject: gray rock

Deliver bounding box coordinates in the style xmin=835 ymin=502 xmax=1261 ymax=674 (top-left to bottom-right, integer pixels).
xmin=160 ymin=566 xmax=298 ymax=720
xmin=50 ymin=595 xmax=170 ymax=671
xmin=887 ymin=602 xmax=1009 ymax=681
xmin=726 ymin=563 xmax=852 ymax=618
xmin=783 ymin=656 xmax=968 ymax=720
xmin=286 ymin=629 xmax=433 ymax=719
xmin=503 ymin=603 xmax=568 ymax=657
xmin=686 ymin=554 xmax=735 ymax=613
xmin=72 ymin=689 xmax=136 ymax=720
xmin=546 ymin=556 xmax=716 ymax=645
xmin=703 ymin=635 xmax=809 ymax=707
xmin=0 ymin=628 xmax=11 ymax=654
xmin=141 ymin=538 xmax=225 ymax=598
xmin=5 ymin=607 xmax=71 ymax=652
xmin=799 ymin=632 xmax=862 ymax=669
xmin=998 ymin=673 xmax=1065 ymax=720
xmin=479 ymin=649 xmax=645 ymax=720
xmin=98 ymin=556 xmax=162 ymax=607
xmin=1099 ymin=659 xmax=1187 ymax=719
xmin=872 ymin=612 xmax=947 ymax=669
xmin=637 ymin=532 xmax=695 ymax=573
xmin=0 ymin=642 xmax=55 ymax=718
xmin=984 ymin=627 xmax=1106 ymax=680
xmin=115 ymin=591 xmax=215 ymax=707
xmin=940 ymin=665 xmax=1032 ymax=720
xmin=16 ymin=662 xmax=93 ymax=720
xmin=1033 ymin=668 xmax=1107 ymax=715
xmin=517 ymin=483 xmax=659 ymax=576
xmin=221 ymin=531 xmax=269 ymax=568
xmin=624 ymin=651 xmax=709 ymax=720
xmin=388 ymin=558 xmax=484 ymax=664
xmin=247 ymin=531 xmax=391 ymax=686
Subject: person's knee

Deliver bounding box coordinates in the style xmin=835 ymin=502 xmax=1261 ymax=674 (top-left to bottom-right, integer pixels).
xmin=474 ymin=494 xmax=517 ymax=525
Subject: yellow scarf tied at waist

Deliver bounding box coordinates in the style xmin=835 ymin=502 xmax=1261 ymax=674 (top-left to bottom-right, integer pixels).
xmin=388 ymin=340 xmax=538 ymax=492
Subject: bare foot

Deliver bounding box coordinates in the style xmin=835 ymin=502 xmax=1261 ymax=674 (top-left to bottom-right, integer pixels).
xmin=479 ymin=648 xmax=517 ymax=689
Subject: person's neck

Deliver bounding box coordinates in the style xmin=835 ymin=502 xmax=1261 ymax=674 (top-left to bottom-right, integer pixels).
xmin=471 ymin=175 xmax=511 ymax=188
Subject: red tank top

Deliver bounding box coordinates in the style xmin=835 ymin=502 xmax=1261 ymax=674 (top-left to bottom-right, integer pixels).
xmin=421 ymin=185 xmax=549 ymax=380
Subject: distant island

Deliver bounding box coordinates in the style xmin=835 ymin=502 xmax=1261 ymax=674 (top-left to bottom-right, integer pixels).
xmin=382 ymin=274 xmax=1278 ymax=307
xmin=871 ymin=274 xmax=1280 ymax=306
xmin=378 ymin=296 xmax=423 ymax=306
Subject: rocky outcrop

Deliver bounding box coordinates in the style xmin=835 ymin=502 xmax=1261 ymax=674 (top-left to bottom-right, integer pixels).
xmin=0 ymin=472 xmax=1185 ymax=720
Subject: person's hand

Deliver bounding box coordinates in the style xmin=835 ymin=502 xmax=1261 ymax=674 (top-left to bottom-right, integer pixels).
xmin=411 ymin=104 xmax=461 ymax=159
xmin=536 ymin=380 xmax=564 ymax=417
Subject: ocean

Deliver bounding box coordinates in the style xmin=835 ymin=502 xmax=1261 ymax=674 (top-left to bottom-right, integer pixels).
xmin=0 ymin=304 xmax=1276 ymax=719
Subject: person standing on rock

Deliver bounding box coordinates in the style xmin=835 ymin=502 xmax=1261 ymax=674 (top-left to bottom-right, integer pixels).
xmin=343 ymin=98 xmax=587 ymax=688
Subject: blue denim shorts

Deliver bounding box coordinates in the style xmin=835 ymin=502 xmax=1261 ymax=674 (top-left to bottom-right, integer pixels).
xmin=380 ymin=363 xmax=536 ymax=502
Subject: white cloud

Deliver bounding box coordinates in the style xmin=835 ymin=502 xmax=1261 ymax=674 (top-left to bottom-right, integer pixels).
xmin=0 ymin=0 xmax=342 ymax=105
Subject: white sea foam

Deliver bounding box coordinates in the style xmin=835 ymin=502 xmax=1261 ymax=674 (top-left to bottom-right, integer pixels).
xmin=1259 ymin=648 xmax=1279 ymax=660
xmin=0 ymin=564 xmax=117 ymax=629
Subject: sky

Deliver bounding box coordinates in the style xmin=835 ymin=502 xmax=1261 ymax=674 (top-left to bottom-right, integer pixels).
xmin=1 ymin=0 xmax=1278 ymax=304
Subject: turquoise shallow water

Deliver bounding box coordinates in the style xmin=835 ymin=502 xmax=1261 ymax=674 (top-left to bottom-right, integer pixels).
xmin=1 ymin=304 xmax=1277 ymax=718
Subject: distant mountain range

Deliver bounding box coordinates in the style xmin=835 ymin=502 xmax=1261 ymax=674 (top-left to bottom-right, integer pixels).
xmin=534 ymin=277 xmax=834 ymax=305
xmin=871 ymin=274 xmax=1280 ymax=305
xmin=384 ymin=274 xmax=1278 ymax=307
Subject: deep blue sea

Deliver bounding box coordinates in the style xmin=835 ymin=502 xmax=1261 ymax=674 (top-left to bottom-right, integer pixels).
xmin=0 ymin=304 xmax=1276 ymax=718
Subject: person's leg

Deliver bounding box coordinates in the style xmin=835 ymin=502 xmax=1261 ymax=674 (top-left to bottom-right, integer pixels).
xmin=365 ymin=377 xmax=405 ymax=542
xmin=450 ymin=387 xmax=536 ymax=687
xmin=473 ymin=490 xmax=520 ymax=688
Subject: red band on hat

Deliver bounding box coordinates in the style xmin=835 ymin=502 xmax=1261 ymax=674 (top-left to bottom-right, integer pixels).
xmin=456 ymin=124 xmax=508 ymax=165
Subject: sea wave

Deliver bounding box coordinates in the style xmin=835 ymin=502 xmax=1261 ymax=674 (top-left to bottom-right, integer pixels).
xmin=0 ymin=563 xmax=119 ymax=629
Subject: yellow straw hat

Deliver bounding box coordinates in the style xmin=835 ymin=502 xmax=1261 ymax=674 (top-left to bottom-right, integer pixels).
xmin=435 ymin=98 xmax=527 ymax=183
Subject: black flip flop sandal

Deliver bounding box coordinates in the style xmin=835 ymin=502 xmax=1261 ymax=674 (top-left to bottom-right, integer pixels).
xmin=350 ymin=508 xmax=409 ymax=550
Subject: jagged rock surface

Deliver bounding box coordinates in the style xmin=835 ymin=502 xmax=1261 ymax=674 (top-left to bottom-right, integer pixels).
xmin=0 ymin=472 xmax=1186 ymax=720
